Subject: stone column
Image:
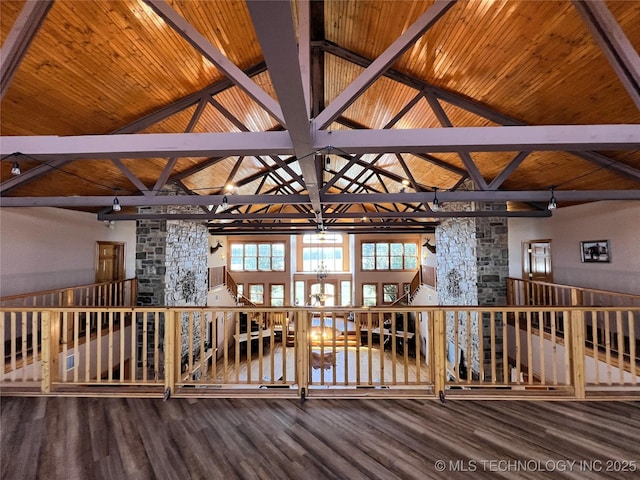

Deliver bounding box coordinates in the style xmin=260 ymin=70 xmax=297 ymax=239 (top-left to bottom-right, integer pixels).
xmin=435 ymin=189 xmax=507 ymax=381
xmin=135 ymin=192 xmax=208 ymax=371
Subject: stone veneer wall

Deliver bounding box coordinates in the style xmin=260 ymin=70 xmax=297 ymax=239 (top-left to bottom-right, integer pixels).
xmin=436 ymin=192 xmax=507 ymax=380
xmin=135 ymin=196 xmax=208 ymax=370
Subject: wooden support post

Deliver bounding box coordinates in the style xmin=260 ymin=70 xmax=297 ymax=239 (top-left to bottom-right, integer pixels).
xmin=297 ymin=310 xmax=308 ymax=398
xmin=164 ymin=309 xmax=176 ymax=396
xmin=41 ymin=311 xmax=51 ymax=394
xmin=433 ymin=309 xmax=447 ymax=398
xmin=570 ymin=289 xmax=586 ymax=399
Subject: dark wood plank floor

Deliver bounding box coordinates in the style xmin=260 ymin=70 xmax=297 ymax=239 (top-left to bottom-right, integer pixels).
xmin=2 ymin=396 xmax=639 ymax=479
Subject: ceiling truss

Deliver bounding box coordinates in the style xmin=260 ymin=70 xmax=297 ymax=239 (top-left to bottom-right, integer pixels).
xmin=1 ymin=0 xmax=640 ymax=233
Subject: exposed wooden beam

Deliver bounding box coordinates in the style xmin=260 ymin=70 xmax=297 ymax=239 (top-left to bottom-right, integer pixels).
xmin=2 ymin=125 xmax=639 ymax=162
xmin=5 ymin=190 xmax=640 ymax=209
xmin=143 ymin=0 xmax=285 ymax=126
xmin=314 ymin=0 xmax=457 ymax=129
xmin=247 ymin=0 xmax=323 ymax=217
xmin=573 ymin=0 xmax=640 ymax=111
xmin=424 ymin=91 xmax=489 ymax=189
xmin=314 ymin=125 xmax=640 ymax=154
xmin=0 ymin=0 xmax=53 ymax=100
xmin=487 ymin=152 xmax=530 ymax=190
xmin=111 ymin=159 xmax=152 ymax=196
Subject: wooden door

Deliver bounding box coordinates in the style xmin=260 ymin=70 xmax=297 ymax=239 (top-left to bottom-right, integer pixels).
xmin=523 ymin=241 xmax=553 ymax=282
xmin=96 ymin=242 xmax=125 ymax=283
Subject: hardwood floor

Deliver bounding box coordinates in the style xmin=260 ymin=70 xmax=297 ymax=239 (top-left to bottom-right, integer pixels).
xmin=2 ymin=397 xmax=639 ymax=480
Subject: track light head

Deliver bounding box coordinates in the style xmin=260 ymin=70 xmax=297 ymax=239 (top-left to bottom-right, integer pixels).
xmin=11 ymin=162 xmax=20 ymax=176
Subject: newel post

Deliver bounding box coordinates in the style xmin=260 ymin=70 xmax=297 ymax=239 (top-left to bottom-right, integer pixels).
xmin=164 ymin=309 xmax=176 ymax=396
xmin=40 ymin=310 xmax=59 ymax=393
xmin=297 ymin=309 xmax=308 ymax=399
xmin=433 ymin=309 xmax=447 ymax=398
xmin=570 ymin=289 xmax=586 ymax=399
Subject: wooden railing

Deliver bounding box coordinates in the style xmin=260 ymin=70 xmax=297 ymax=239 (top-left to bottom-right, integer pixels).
xmin=507 ymin=277 xmax=640 ymax=308
xmin=0 ymin=278 xmax=138 ymax=308
xmin=2 ymin=305 xmax=638 ymax=399
xmin=507 ymin=278 xmax=640 ymax=384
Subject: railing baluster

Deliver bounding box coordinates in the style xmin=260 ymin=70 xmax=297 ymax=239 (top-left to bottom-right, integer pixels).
xmin=21 ymin=313 xmax=28 ymax=382
xmin=629 ymin=311 xmax=636 ymax=385
xmin=10 ymin=312 xmax=16 ymax=381
xmin=118 ymin=311 xmax=125 ymax=383
xmin=551 ymin=310 xmax=558 ymax=385
xmin=538 ymin=310 xmax=545 ymax=385
xmin=604 ymin=310 xmax=612 ymax=385
xmin=616 ymin=311 xmax=624 ymax=385
xmin=61 ymin=312 xmax=68 ymax=383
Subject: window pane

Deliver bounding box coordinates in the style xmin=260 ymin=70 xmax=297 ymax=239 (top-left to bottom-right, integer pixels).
xmin=258 ymin=244 xmax=271 ymax=256
xmin=245 ymin=244 xmax=257 ymax=256
xmin=362 ymin=243 xmax=375 ymax=256
xmin=404 ymin=243 xmax=417 ymax=256
xmin=258 ymin=257 xmax=271 ymax=271
xmin=404 ymin=256 xmax=418 ymax=269
xmin=230 ymin=257 xmax=243 ymax=271
xmin=270 ymin=284 xmax=284 ymax=306
xmin=362 ymin=257 xmax=375 ymax=270
xmin=376 ymin=256 xmax=389 ymax=270
xmin=383 ymin=284 xmax=398 ymax=303
xmin=295 ymin=281 xmax=305 ymax=306
xmin=341 ymin=281 xmax=351 ymax=306
xmin=231 ymin=244 xmax=244 ymax=256
xmin=376 ymin=243 xmax=389 ymax=255
xmin=272 ymin=243 xmax=285 ymax=256
xmin=363 ymin=284 xmax=376 ymax=296
xmin=250 ymin=285 xmax=264 ymax=304
xmin=272 ymin=257 xmax=285 ymax=271
xmin=390 ymin=256 xmax=403 ymax=270
xmin=390 ymin=243 xmax=403 ymax=256
xmin=244 ymin=257 xmax=257 ymax=270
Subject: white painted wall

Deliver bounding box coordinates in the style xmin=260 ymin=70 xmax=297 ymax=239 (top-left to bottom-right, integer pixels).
xmin=0 ymin=207 xmax=136 ymax=296
xmin=509 ymin=201 xmax=640 ymax=295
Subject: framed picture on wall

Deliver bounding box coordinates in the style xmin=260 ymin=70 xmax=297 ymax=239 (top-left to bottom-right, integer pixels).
xmin=580 ymin=240 xmax=610 ymax=263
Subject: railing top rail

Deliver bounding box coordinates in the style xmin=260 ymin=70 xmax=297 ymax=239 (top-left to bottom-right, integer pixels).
xmin=2 ymin=305 xmax=639 ymax=314
xmin=0 ymin=277 xmax=137 ymax=302
xmin=508 ymin=277 xmax=640 ymax=300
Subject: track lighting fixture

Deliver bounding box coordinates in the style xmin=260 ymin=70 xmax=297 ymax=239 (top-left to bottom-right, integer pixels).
xmin=112 ymin=193 xmax=122 ymax=212
xmin=547 ymin=187 xmax=557 ymax=211
xmin=222 ymin=195 xmax=228 ymax=210
xmin=11 ymin=162 xmax=20 ymax=176
xmin=432 ymin=188 xmax=439 ymax=212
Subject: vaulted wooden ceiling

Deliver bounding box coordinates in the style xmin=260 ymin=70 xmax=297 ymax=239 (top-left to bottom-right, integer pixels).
xmin=1 ymin=0 xmax=639 ymax=234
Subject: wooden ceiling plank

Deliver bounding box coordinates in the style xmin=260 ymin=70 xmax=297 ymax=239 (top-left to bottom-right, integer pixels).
xmin=314 ymin=0 xmax=457 ymax=129
xmin=488 ymin=152 xmax=530 ymax=191
xmin=111 ymin=158 xmax=151 ymax=196
xmin=144 ymin=0 xmax=285 ymax=126
xmin=112 ymin=62 xmax=268 ymax=134
xmin=0 ymin=0 xmax=53 ymax=99
xmin=247 ymin=0 xmax=322 ymax=218
xmin=572 ymin=0 xmax=640 ymax=111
